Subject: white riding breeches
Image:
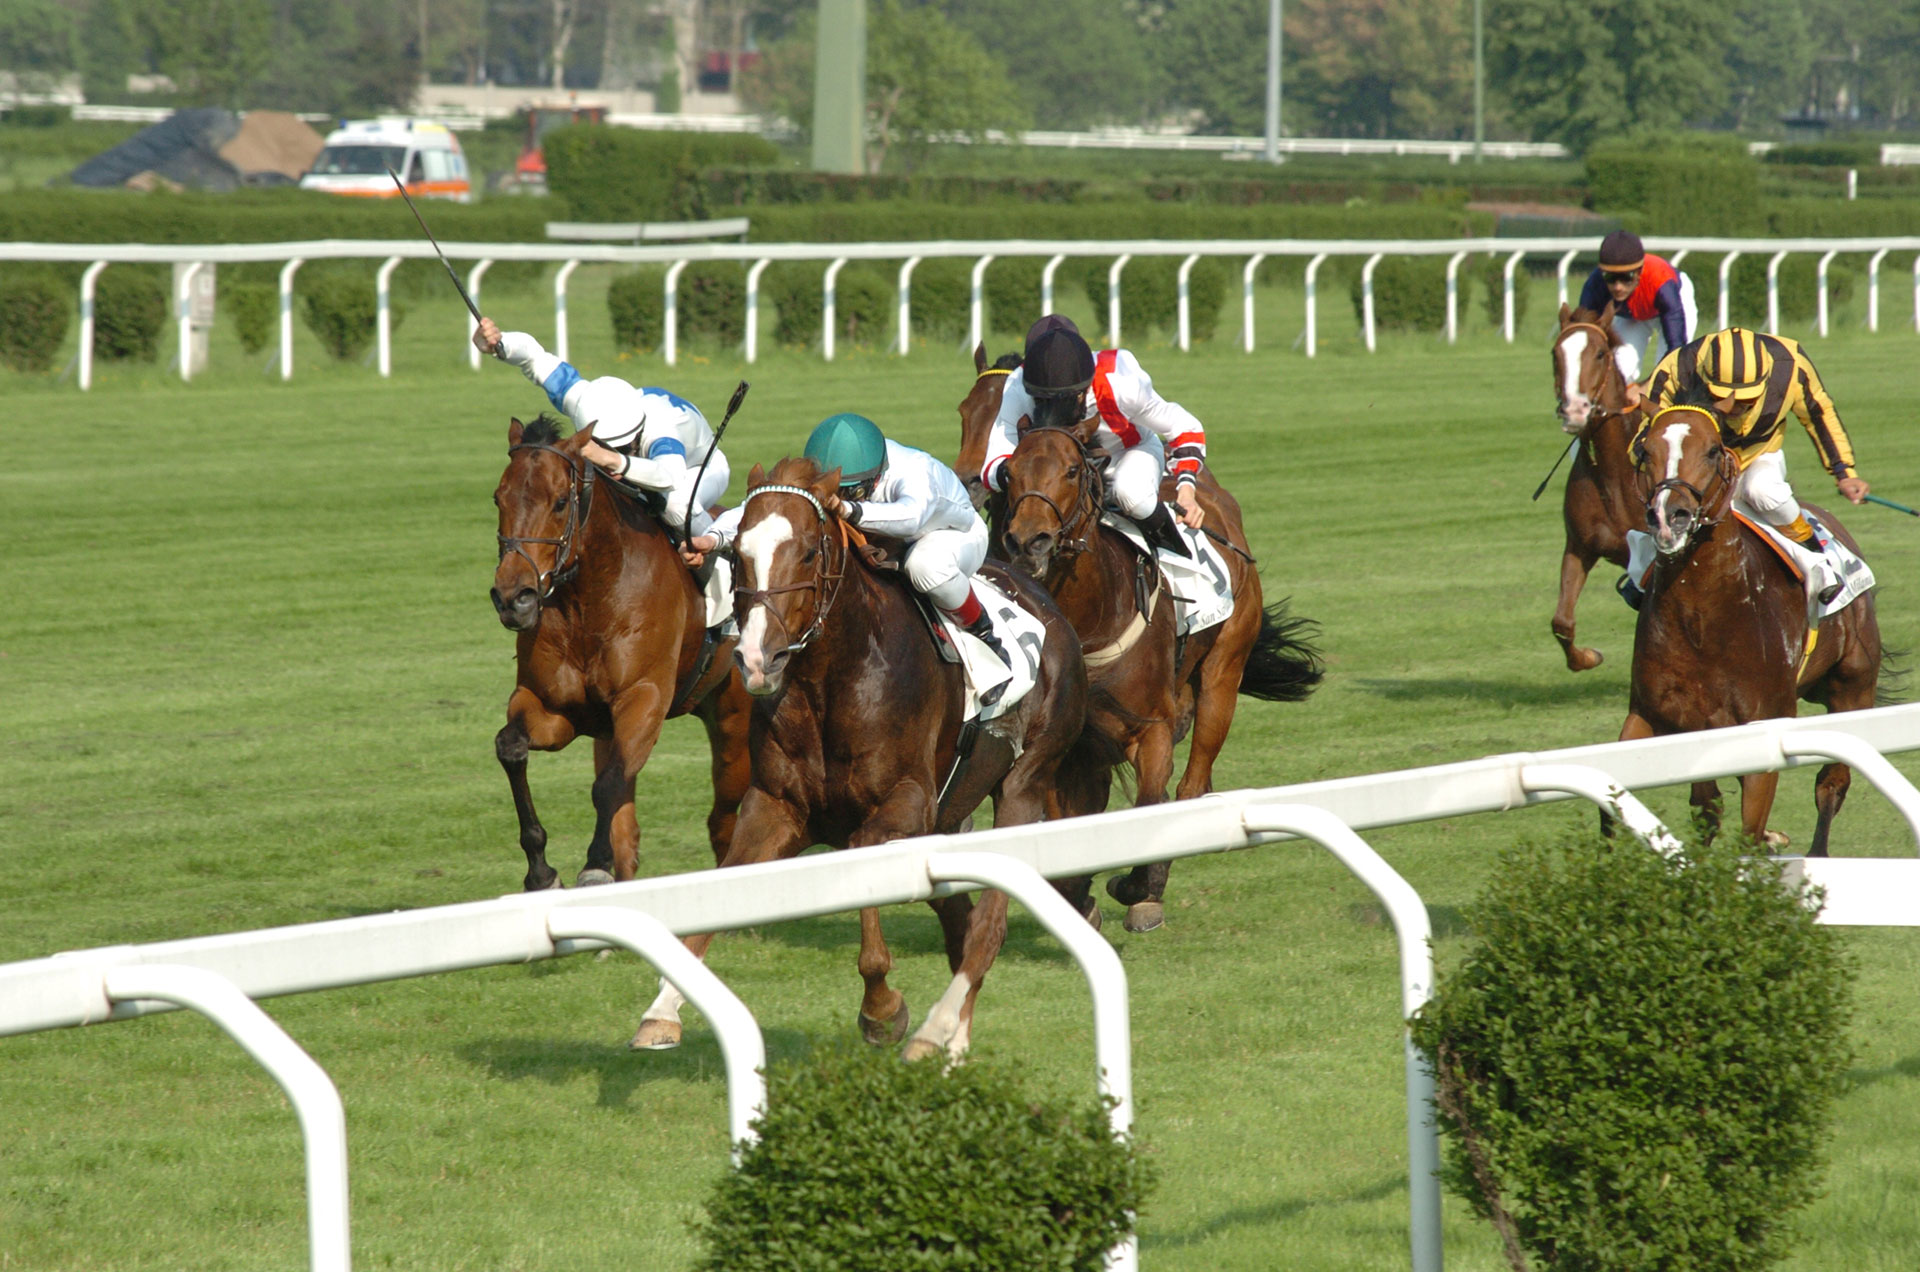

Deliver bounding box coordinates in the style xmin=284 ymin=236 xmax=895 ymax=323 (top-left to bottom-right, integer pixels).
xmin=1109 ymin=435 xmax=1168 ymax=520
xmin=905 ymin=517 xmax=991 ymax=610
xmin=1612 ymin=273 xmax=1698 ymax=383
xmin=662 ymin=451 xmax=730 ymax=536
xmin=1734 ymin=449 xmax=1799 ymax=526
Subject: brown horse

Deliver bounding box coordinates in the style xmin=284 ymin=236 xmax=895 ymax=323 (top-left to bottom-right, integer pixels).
xmin=987 ymin=395 xmax=1324 ymax=933
xmin=490 ymin=415 xmax=752 ymax=890
xmin=1622 ymin=406 xmax=1882 ymax=855
xmin=955 ymin=344 xmax=1021 ymax=512
xmin=1547 ymin=302 xmax=1646 ymax=671
xmin=632 ymin=456 xmax=1095 ymax=1061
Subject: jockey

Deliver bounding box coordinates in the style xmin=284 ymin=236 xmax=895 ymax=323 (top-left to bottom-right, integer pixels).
xmin=980 ymin=314 xmax=1206 ymax=559
xmin=471 ymin=316 xmax=727 ymax=540
xmin=686 ymin=412 xmax=1012 ymax=681
xmin=1619 ymin=326 xmax=1868 ymax=610
xmin=1578 ymin=230 xmax=1697 ymax=398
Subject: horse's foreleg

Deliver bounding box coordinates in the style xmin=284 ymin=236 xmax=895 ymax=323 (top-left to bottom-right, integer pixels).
xmin=586 ymin=685 xmax=668 ymax=885
xmin=590 ymin=736 xmax=639 ymax=885
xmin=848 ymin=787 xmax=936 ymax=1045
xmin=1690 ymin=780 xmax=1725 ymax=845
xmin=1808 ymin=763 xmax=1851 ymax=858
xmin=1738 ymin=770 xmax=1782 ymax=848
xmin=632 ymin=788 xmax=807 ymax=1052
xmin=1552 ymin=546 xmax=1605 ymax=672
xmin=696 ymin=675 xmax=754 ymax=868
xmin=499 ymin=691 xmax=579 ymax=892
xmin=905 ymin=888 xmax=1010 ymax=1064
xmin=1601 ymin=712 xmax=1656 ymax=840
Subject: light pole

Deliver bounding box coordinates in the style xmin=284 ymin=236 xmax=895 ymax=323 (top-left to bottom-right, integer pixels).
xmin=1473 ymin=0 xmax=1484 ymax=163
xmin=1265 ymin=0 xmax=1282 ymax=164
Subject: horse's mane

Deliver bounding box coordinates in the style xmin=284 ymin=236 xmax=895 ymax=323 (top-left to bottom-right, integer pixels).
xmin=763 ymin=455 xmax=832 ymax=493
xmin=521 ymin=412 xmax=571 ymax=446
xmin=991 ymin=351 xmax=1022 ymax=371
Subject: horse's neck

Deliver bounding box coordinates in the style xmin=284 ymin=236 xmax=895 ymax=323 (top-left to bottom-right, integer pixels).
xmin=573 ymin=489 xmax=691 ymax=620
xmin=1050 ymin=528 xmax=1138 ymax=637
xmin=1650 ymin=523 xmax=1790 ymax=623
xmin=806 ymin=554 xmax=945 ymax=700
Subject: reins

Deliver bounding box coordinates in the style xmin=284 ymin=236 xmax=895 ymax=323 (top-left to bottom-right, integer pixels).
xmin=731 ymin=483 xmax=853 ymax=654
xmin=499 ymin=440 xmax=597 ymax=603
xmin=1004 ymin=425 xmax=1104 ymax=562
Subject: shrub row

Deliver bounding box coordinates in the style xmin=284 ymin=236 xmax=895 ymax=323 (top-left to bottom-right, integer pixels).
xmin=1341 ymin=254 xmax=1528 ymax=334
xmin=744 ymin=199 xmax=1494 ymax=244
xmin=540 ymin=125 xmax=782 ymax=221
xmin=1682 ymin=253 xmax=1862 ymax=326
xmin=1586 ymin=141 xmax=1762 ymax=235
xmin=0 ymin=269 xmax=71 ymax=372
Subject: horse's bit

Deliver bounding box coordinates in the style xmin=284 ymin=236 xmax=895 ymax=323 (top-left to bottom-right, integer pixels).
xmin=731 ymin=483 xmax=849 ymax=654
xmin=499 ymin=441 xmax=596 ymax=603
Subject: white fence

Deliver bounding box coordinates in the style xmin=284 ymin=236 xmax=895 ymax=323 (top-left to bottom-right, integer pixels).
xmin=10 ymin=234 xmax=1919 ymax=389
xmin=6 ymin=704 xmax=1920 ymax=1272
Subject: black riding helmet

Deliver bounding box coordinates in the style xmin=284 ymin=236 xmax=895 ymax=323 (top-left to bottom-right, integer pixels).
xmin=1022 ymin=314 xmax=1095 ymax=431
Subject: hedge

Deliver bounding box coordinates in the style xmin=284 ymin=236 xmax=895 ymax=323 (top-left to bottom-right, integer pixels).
xmin=1685 ymin=253 xmax=1859 ymax=327
xmin=299 ymin=265 xmax=404 ymax=361
xmin=1586 ymin=141 xmax=1761 ymax=235
xmin=541 ymin=125 xmax=781 ymax=221
xmin=605 ymin=262 xmax=752 ymax=353
xmin=760 ymin=261 xmax=891 ymax=349
xmin=745 ymin=200 xmax=1494 ymax=244
xmin=1348 ymin=255 xmax=1452 ymax=333
xmin=1073 ymin=255 xmax=1230 ymax=342
xmin=1411 ymin=831 xmax=1853 ymax=1272
xmin=695 ymin=1045 xmax=1151 ymax=1272
xmin=0 ymin=270 xmax=72 ymax=373
xmin=94 ymin=267 xmax=167 ymax=362
xmin=227 ymin=281 xmax=275 ymax=355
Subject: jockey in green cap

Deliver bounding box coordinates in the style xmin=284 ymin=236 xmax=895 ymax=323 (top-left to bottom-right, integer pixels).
xmin=686 ymin=412 xmax=1011 ymax=678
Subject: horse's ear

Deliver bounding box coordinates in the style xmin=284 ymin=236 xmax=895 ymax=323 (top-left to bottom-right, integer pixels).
xmin=816 ymin=467 xmax=844 ymax=498
xmin=567 ymin=420 xmax=596 ymax=447
xmin=1071 ymin=413 xmax=1101 ymax=446
xmin=1558 ymin=302 xmax=1571 ymax=328
xmin=1598 ymin=301 xmax=1617 ymax=329
xmin=508 ymin=417 xmax=525 ymax=447
xmin=747 ymin=462 xmax=767 ymax=488
xmin=973 ymin=342 xmax=988 ymax=375
xmin=1016 ymin=413 xmax=1033 ymax=436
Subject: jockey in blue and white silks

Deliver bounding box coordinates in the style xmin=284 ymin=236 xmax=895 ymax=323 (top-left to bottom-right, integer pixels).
xmin=473 ymin=316 xmax=728 ymax=539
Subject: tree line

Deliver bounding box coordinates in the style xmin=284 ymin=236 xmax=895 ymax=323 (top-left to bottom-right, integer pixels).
xmin=5 ymin=0 xmax=1917 ymax=152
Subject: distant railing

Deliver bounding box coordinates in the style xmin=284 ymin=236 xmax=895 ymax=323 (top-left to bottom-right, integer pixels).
xmin=8 ymin=234 xmax=1916 ymax=389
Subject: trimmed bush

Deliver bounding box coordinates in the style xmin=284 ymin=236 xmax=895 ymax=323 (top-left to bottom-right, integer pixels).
xmin=1410 ymin=831 xmax=1854 ymax=1272
xmin=607 ymin=267 xmax=665 ymax=353
xmin=299 ymin=269 xmax=401 ymax=362
xmin=0 ymin=270 xmax=71 ymax=373
xmin=1687 ymin=254 xmax=1859 ymax=328
xmin=984 ymin=256 xmax=1046 ymax=339
xmin=677 ymin=261 xmax=748 ymax=348
xmin=907 ymin=257 xmax=971 ymax=342
xmin=1348 ymin=255 xmax=1453 ymax=333
xmin=541 ymin=125 xmax=781 ymax=221
xmin=227 ymin=282 xmax=276 ymax=355
xmin=1587 ymin=139 xmax=1761 ymax=236
xmin=695 ymin=1045 xmax=1151 ymax=1272
xmin=1478 ymin=254 xmax=1530 ymax=331
xmin=764 ymin=262 xmax=890 ymax=349
xmin=1073 ymin=255 xmax=1229 ymax=343
xmin=94 ymin=267 xmax=167 ymax=362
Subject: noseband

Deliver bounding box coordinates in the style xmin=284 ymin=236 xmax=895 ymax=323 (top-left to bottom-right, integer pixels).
xmin=1639 ymin=411 xmax=1738 ymax=542
xmin=731 ymin=483 xmax=849 ymax=654
xmin=499 ymin=441 xmax=596 ymax=604
xmin=1005 ymin=426 xmax=1103 ymax=559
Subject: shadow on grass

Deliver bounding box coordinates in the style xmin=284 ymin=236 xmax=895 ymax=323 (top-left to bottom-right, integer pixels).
xmin=1843 ymin=1051 xmax=1920 ymax=1093
xmin=1140 ymin=1173 xmax=1405 ymax=1251
xmin=458 ymin=1024 xmax=827 ymax=1110
xmin=1352 ymin=674 xmax=1621 ymax=709
xmin=1347 ymin=900 xmax=1474 ymax=941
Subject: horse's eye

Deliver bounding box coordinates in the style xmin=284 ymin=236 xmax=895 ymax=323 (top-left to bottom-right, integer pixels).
xmin=1067 ymin=465 xmax=1080 ymax=480
xmin=552 ymin=496 xmax=568 ymax=514
xmin=803 ymin=548 xmax=818 ymax=564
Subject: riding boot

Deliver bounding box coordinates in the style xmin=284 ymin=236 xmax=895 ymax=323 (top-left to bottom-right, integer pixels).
xmin=960 ymin=611 xmax=1011 ymax=707
xmin=1615 ymin=573 xmax=1645 ymax=612
xmin=1784 ymin=516 xmax=1844 ymax=604
xmin=1137 ymin=502 xmax=1192 ymax=560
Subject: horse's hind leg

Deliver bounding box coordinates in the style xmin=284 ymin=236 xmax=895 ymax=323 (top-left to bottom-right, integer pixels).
xmin=498 ymin=690 xmax=578 ymax=892
xmin=1738 ymin=770 xmax=1783 ymax=847
xmin=1808 ymin=763 xmax=1851 ymax=858
xmin=905 ymin=888 xmax=1009 ymax=1064
xmin=696 ymin=676 xmax=754 ymax=868
xmin=587 ymin=736 xmax=639 ymax=885
xmin=1553 ymin=546 xmax=1605 ymax=672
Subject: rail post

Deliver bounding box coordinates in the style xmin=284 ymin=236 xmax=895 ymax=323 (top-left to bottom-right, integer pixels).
xmin=1304 ymin=252 xmax=1330 ymax=358
xmin=1241 ymin=252 xmax=1267 ymax=353
xmin=1867 ymin=248 xmax=1889 ymax=333
xmin=77 ymin=261 xmax=108 ymax=392
xmin=1718 ymin=251 xmax=1741 ymax=330
xmin=1447 ymin=250 xmax=1469 ymax=344
xmin=896 ymin=255 xmax=921 ymax=355
xmin=278 ymin=258 xmax=305 ymax=381
xmin=744 ymin=258 xmax=771 ymax=363
xmin=662 ymin=259 xmax=689 ymax=367
xmin=1041 ymin=254 xmax=1065 ymax=318
xmin=174 ymin=262 xmax=204 ymax=383
xmin=1817 ymin=249 xmax=1838 ymax=338
xmin=1361 ymin=252 xmax=1385 ymax=353
xmin=552 ymin=259 xmax=580 ymax=362
xmin=465 ymin=259 xmax=492 ymax=370
xmin=1503 ymin=248 xmax=1525 ymax=343
xmin=1176 ymin=253 xmax=1201 ymax=351
xmin=1106 ymin=254 xmax=1131 ymax=347
xmin=1766 ymin=250 xmax=1788 ymax=334
xmin=822 ymin=257 xmax=847 ymax=362
xmin=969 ymin=253 xmax=995 ymax=353
xmin=1555 ymin=246 xmax=1577 ymax=307
xmin=376 ymin=256 xmax=403 ymax=378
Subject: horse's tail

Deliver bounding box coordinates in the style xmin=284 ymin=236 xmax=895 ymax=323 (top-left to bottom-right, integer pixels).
xmin=1240 ymin=597 xmax=1324 ymax=703
xmin=1876 ymin=645 xmax=1908 ymax=707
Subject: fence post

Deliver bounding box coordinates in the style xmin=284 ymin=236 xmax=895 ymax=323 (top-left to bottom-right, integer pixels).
xmin=1041 ymin=253 xmax=1065 ymax=318
xmin=663 ymin=259 xmax=689 ymax=367
xmin=1555 ymin=247 xmax=1578 ymax=308
xmin=1447 ymin=250 xmax=1469 ymax=344
xmin=1503 ymin=248 xmax=1525 ymax=343
xmin=1241 ymin=253 xmax=1267 ymax=354
xmin=822 ymin=257 xmax=847 ymax=362
xmin=1766 ymin=250 xmax=1789 ymax=334
xmin=1867 ymin=248 xmax=1889 ymax=333
xmin=744 ymin=259 xmax=771 ymax=364
xmin=1817 ymin=250 xmax=1838 ymax=338
xmin=376 ymin=256 xmax=403 ymax=378
xmin=1361 ymin=252 xmax=1384 ymax=353
xmin=1912 ymin=253 xmax=1919 ymax=334
xmin=174 ymin=262 xmax=203 ymax=383
xmin=897 ymin=255 xmax=921 ymax=355
xmin=77 ymin=261 xmax=107 ymax=392
xmin=1304 ymin=252 xmax=1329 ymax=358
xmin=1106 ymin=254 xmax=1131 ymax=346
xmin=1669 ymin=249 xmax=1690 ymax=270
xmin=969 ymin=254 xmax=996 ymax=353
xmin=465 ymin=260 xmax=493 ymax=370
xmin=1176 ymin=253 xmax=1201 ymax=352
xmin=278 ymin=257 xmax=305 ymax=382
xmin=1718 ymin=251 xmax=1741 ymax=331
xmin=552 ymin=259 xmax=580 ymax=362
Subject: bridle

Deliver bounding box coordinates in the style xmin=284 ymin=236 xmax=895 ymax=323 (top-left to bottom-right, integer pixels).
xmin=731 ymin=483 xmax=850 ymax=655
xmin=498 ymin=441 xmax=596 ymax=604
xmin=1004 ymin=425 xmax=1104 ymax=561
xmin=1553 ymin=320 xmax=1627 ymax=431
xmin=1638 ymin=408 xmax=1738 ymax=543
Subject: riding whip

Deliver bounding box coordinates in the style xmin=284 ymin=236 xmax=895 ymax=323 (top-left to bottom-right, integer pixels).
xmin=682 ymin=380 xmax=751 ymax=533
xmin=1864 ymin=493 xmax=1920 ymax=517
xmin=386 ymin=168 xmax=483 ymax=324
xmin=1531 ymin=438 xmax=1579 ymax=501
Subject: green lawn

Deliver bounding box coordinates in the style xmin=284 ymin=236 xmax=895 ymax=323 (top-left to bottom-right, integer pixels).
xmin=3 ymin=274 xmax=1919 ymax=1271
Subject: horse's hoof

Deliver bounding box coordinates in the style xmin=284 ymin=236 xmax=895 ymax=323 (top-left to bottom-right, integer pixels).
xmin=575 ymin=868 xmax=614 ymax=887
xmin=1567 ymin=646 xmax=1604 ymax=672
xmin=629 ymin=1018 xmax=682 ymax=1051
xmin=1106 ymin=873 xmax=1149 ymax=906
xmin=1762 ymin=829 xmax=1792 ymax=849
xmin=901 ymin=1038 xmax=945 ymax=1063
xmin=1078 ymin=895 xmax=1103 ymax=932
xmin=860 ymin=1000 xmax=911 ymax=1046
xmin=1122 ymin=901 xmax=1165 ymax=933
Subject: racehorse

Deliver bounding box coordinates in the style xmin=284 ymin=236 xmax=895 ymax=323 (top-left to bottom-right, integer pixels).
xmin=631 ymin=456 xmax=1096 ymax=1061
xmin=955 ymin=343 xmax=1022 ymax=513
xmin=1623 ymin=405 xmax=1883 ymax=855
xmin=981 ymin=372 xmax=1324 ymax=933
xmin=491 ymin=415 xmax=752 ymax=890
xmin=1548 ymin=302 xmax=1646 ymax=672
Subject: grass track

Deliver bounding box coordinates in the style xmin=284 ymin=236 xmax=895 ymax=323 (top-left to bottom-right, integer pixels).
xmin=3 ymin=281 xmax=1919 ymax=1270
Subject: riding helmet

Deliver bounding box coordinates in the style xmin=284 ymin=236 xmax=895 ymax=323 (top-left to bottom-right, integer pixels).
xmin=804 ymin=412 xmax=888 ymax=487
xmin=1598 ymin=230 xmax=1645 ymax=274
xmin=1023 ymin=314 xmax=1095 ymax=399
xmin=1698 ymin=328 xmax=1772 ymax=400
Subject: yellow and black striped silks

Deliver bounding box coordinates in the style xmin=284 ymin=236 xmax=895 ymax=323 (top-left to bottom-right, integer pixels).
xmin=1644 ymin=329 xmax=1857 ymax=477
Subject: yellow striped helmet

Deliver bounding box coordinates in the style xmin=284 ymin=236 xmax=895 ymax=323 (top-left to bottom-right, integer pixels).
xmin=1698 ymin=328 xmax=1772 ymax=400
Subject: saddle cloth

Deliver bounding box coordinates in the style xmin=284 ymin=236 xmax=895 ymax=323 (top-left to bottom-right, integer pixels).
xmin=933 ymin=575 xmax=1047 ymax=724
xmin=1624 ymin=509 xmax=1874 ymax=626
xmin=1100 ymin=510 xmax=1236 ymax=637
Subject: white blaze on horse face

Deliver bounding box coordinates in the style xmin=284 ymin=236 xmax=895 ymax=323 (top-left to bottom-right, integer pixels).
xmin=1653 ymin=420 xmax=1694 ymax=550
xmin=1558 ymin=330 xmax=1590 ymax=430
xmin=736 ymin=511 xmax=796 ymax=692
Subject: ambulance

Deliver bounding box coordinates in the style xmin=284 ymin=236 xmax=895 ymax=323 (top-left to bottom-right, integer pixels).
xmin=300 ymin=118 xmax=473 ymax=202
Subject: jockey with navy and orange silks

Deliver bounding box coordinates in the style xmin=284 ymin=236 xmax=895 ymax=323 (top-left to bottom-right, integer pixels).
xmin=1577 ymin=230 xmax=1698 ymax=384
xmin=981 ymin=315 xmax=1206 ymax=557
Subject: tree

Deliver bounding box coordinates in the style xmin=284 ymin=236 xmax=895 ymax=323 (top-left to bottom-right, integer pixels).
xmin=1720 ymin=0 xmax=1811 ymax=130
xmin=1284 ymin=0 xmax=1473 ymax=138
xmin=0 ymin=0 xmax=77 ymax=85
xmin=137 ymin=0 xmax=274 ymax=107
xmin=933 ymin=0 xmax=1162 ymax=130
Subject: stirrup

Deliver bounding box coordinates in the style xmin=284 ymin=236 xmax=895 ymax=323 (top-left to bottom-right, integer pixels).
xmin=1140 ymin=504 xmax=1192 ymax=560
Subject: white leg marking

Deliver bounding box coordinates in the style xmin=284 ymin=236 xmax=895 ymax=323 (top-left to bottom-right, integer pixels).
xmin=908 ymin=971 xmax=975 ymax=1056
xmin=642 ymin=978 xmax=685 ymax=1026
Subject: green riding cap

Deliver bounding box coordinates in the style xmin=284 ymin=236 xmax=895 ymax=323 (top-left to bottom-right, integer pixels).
xmin=803 ymin=412 xmax=888 ymax=487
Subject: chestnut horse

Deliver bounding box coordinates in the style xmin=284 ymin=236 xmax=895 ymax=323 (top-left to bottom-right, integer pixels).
xmin=491 ymin=415 xmax=752 ymax=890
xmin=996 ymin=420 xmax=1323 ymax=930
xmin=1623 ymin=406 xmax=1882 ymax=854
xmin=1547 ymin=302 xmax=1646 ymax=671
xmin=632 ymin=457 xmax=1094 ymax=1061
